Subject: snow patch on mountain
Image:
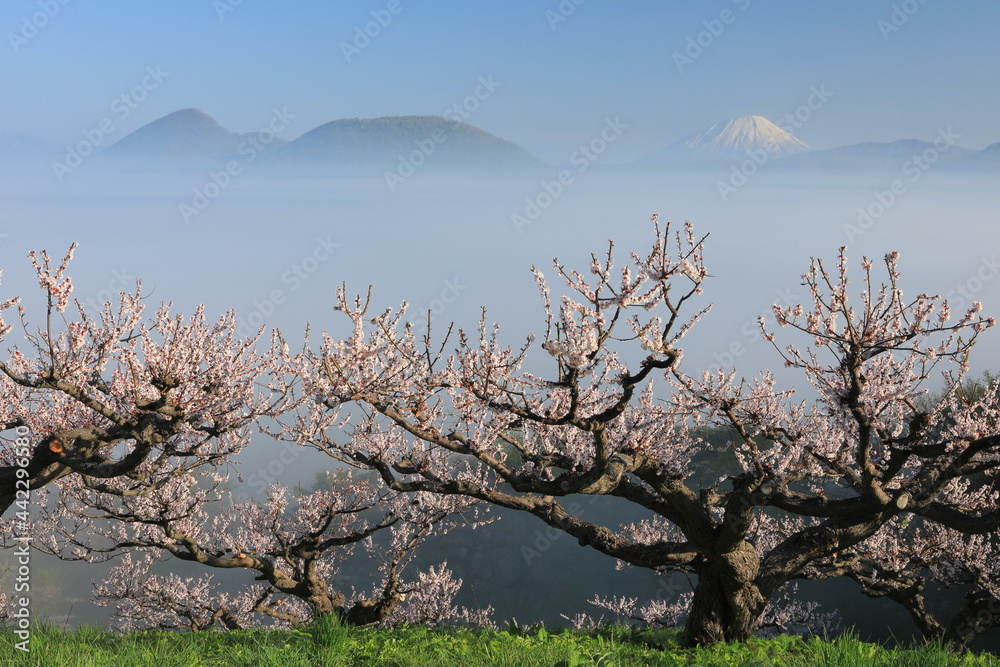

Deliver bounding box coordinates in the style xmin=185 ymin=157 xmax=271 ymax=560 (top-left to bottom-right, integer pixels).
xmin=643 ymin=115 xmax=811 ymax=165
xmin=678 ymin=115 xmax=810 ymax=161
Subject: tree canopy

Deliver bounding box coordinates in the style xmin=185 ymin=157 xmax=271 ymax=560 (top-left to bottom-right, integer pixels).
xmin=3 ymin=218 xmax=1000 ymax=647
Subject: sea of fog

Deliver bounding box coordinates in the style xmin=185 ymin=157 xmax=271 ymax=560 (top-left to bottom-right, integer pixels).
xmin=2 ymin=160 xmax=998 ymax=645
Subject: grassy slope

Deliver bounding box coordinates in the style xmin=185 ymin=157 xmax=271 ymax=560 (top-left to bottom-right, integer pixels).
xmin=1 ymin=622 xmax=997 ymax=667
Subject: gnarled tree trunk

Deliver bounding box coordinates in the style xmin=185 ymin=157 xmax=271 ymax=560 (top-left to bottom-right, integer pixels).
xmin=683 ymin=542 xmax=766 ymax=644
xmin=945 ymin=590 xmax=1000 ymax=651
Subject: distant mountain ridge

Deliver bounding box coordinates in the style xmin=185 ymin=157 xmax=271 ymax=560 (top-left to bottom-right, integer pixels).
xmin=947 ymin=140 xmax=1000 ymax=170
xmin=772 ymin=135 xmax=976 ymax=172
xmin=635 ymin=116 xmax=1000 ymax=174
xmin=5 ymin=109 xmax=1000 ymax=176
xmin=105 ymin=108 xmax=277 ymax=161
xmin=102 ymin=109 xmax=542 ymax=171
xmin=277 ymin=115 xmax=542 ymax=168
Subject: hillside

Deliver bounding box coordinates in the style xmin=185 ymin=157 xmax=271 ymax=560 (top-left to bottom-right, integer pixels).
xmin=105 ymin=108 xmax=285 ymax=161
xmin=275 ymin=115 xmax=543 ymax=169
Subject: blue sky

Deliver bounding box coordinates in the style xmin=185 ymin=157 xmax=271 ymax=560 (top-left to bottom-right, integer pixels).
xmin=2 ymin=0 xmax=998 ymax=163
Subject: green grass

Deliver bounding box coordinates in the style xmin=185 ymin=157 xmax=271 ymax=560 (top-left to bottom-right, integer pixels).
xmin=1 ymin=621 xmax=997 ymax=667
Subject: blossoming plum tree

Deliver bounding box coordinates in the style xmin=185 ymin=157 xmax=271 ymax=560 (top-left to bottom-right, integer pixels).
xmin=0 ymin=246 xmax=485 ymax=630
xmin=281 ymin=217 xmax=999 ymax=645
xmin=810 ymin=375 xmax=1000 ymax=649
xmin=34 ymin=472 xmax=489 ymax=630
xmin=830 ymin=512 xmax=1000 ymax=649
xmin=6 ymin=224 xmax=1000 ymax=644
xmin=0 ymin=243 xmax=284 ymax=519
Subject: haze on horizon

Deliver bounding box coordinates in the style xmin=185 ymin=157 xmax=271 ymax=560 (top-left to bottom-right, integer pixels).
xmin=2 ymin=0 xmax=1000 ymax=649
xmin=2 ymin=1 xmax=1000 ymax=163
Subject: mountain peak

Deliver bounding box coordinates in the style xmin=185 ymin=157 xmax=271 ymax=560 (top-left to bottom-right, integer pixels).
xmin=107 ymin=108 xmax=241 ymax=160
xmin=160 ymin=107 xmax=222 ymax=124
xmin=276 ymin=115 xmax=543 ymax=169
xmin=642 ymin=115 xmax=810 ymax=166
xmin=678 ymin=115 xmax=810 ymax=159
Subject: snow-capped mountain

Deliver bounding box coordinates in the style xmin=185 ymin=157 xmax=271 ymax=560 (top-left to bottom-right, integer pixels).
xmin=643 ymin=115 xmax=810 ymax=165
